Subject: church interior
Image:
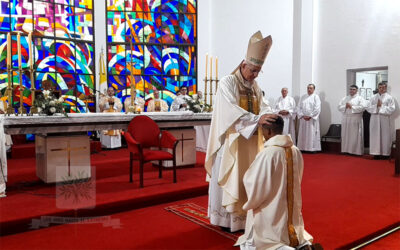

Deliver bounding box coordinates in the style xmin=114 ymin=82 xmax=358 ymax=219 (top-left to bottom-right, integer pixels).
xmin=0 ymin=0 xmax=399 ymax=249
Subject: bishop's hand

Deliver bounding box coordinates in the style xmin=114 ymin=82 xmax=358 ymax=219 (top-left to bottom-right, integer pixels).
xmin=258 ymin=114 xmax=278 ymax=126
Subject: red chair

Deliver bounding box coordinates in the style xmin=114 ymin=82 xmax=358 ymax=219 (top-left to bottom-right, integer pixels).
xmin=124 ymin=116 xmax=179 ymax=188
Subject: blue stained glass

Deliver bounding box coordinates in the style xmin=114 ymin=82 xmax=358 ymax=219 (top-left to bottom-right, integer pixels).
xmin=162 ymin=46 xmax=179 ymax=75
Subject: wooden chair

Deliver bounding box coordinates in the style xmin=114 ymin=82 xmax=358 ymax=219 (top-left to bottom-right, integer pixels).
xmin=124 ymin=116 xmax=179 ymax=188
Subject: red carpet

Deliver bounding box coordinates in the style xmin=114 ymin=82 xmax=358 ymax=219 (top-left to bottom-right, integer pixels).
xmin=0 ymin=151 xmax=399 ymax=249
xmin=165 ymin=203 xmax=241 ymax=241
xmin=1 ymin=150 xmax=209 ymax=235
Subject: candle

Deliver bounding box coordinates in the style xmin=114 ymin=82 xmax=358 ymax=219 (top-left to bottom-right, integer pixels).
xmin=28 ymin=32 xmax=32 ymax=69
xmin=7 ymin=33 xmax=11 ymax=68
xmin=17 ymin=32 xmax=21 ymax=68
xmin=210 ymin=56 xmax=213 ymax=80
xmin=205 ymin=53 xmax=208 ymax=79
xmin=215 ymin=56 xmax=218 ymax=80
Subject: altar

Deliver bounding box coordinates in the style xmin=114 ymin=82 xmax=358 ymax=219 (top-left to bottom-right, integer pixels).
xmin=1 ymin=112 xmax=212 ymax=185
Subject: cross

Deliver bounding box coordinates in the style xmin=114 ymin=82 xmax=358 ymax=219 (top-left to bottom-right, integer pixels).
xmin=179 ymin=133 xmax=194 ymax=162
xmin=51 ymin=141 xmax=87 ymax=176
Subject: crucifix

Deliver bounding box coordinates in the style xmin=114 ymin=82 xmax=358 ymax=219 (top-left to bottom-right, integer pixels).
xmin=179 ymin=133 xmax=194 ymax=162
xmin=51 ymin=141 xmax=87 ymax=176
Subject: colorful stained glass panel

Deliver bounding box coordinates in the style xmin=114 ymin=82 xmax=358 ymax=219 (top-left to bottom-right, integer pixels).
xmin=75 ymin=7 xmax=93 ymax=41
xmin=179 ymin=46 xmax=195 ymax=75
xmin=127 ymin=44 xmax=143 ymax=75
xmin=55 ymin=4 xmax=75 ymax=39
xmin=107 ymin=0 xmax=124 ymax=11
xmin=76 ymin=42 xmax=93 ymax=74
xmin=34 ymin=1 xmax=54 ymax=36
xmin=0 ymin=0 xmax=11 ymax=32
xmin=144 ymin=45 xmax=162 ymax=75
xmin=55 ymin=40 xmax=76 ymax=73
xmin=162 ymin=46 xmax=179 ymax=75
xmin=107 ymin=12 xmax=125 ymax=42
xmin=35 ymin=38 xmax=56 ymax=72
xmin=180 ymin=14 xmax=195 ymax=44
xmin=10 ymin=0 xmax=34 ymax=33
xmin=108 ymin=44 xmax=126 ymax=75
xmin=75 ymin=0 xmax=92 ymax=9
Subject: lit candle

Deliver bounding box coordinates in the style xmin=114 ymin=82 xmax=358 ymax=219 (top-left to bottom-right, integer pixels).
xmin=215 ymin=56 xmax=218 ymax=80
xmin=17 ymin=32 xmax=21 ymax=68
xmin=209 ymin=56 xmax=213 ymax=80
xmin=205 ymin=53 xmax=208 ymax=79
xmin=28 ymin=32 xmax=32 ymax=69
xmin=7 ymin=33 xmax=11 ymax=68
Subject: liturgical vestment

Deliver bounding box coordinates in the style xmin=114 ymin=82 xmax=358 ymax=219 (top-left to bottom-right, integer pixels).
xmin=366 ymin=93 xmax=396 ymax=156
xmin=147 ymin=99 xmax=169 ymax=112
xmin=338 ymin=94 xmax=366 ymax=155
xmin=274 ymin=96 xmax=297 ymax=144
xmin=205 ymin=70 xmax=272 ymax=232
xmin=236 ymin=135 xmax=313 ymax=250
xmin=297 ymin=93 xmax=321 ymax=152
xmin=99 ymin=96 xmax=123 ymax=148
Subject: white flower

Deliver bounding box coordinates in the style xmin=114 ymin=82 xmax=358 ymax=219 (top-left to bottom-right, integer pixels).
xmin=49 ymin=101 xmax=56 ymax=106
xmin=37 ymin=107 xmax=42 ymax=113
xmin=58 ymin=97 xmax=64 ymax=103
xmin=49 ymin=107 xmax=56 ymax=113
xmin=194 ymin=104 xmax=201 ymax=110
xmin=42 ymin=104 xmax=45 ymax=109
xmin=43 ymin=90 xmax=50 ymax=99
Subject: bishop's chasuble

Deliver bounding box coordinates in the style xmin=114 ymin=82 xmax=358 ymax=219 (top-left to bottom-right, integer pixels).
xmin=236 ymin=135 xmax=313 ymax=250
xmin=205 ymin=70 xmax=272 ymax=231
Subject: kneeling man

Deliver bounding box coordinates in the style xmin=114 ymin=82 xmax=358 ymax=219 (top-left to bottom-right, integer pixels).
xmin=236 ymin=116 xmax=313 ymax=250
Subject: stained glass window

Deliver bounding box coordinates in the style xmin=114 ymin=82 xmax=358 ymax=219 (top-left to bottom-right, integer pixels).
xmin=0 ymin=0 xmax=95 ymax=113
xmin=106 ymin=0 xmax=197 ymax=110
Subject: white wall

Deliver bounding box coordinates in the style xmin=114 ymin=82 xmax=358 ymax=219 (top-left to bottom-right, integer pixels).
xmin=313 ymin=0 xmax=400 ymax=134
xmin=198 ymin=0 xmax=294 ymax=105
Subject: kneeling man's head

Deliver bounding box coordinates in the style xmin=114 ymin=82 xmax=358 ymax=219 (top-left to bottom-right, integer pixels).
xmin=262 ymin=116 xmax=284 ymax=141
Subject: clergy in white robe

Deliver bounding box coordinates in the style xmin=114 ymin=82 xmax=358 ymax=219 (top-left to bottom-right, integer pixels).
xmin=206 ymin=31 xmax=276 ymax=232
xmin=124 ymin=89 xmax=145 ymax=113
xmin=366 ymin=83 xmax=396 ymax=157
xmin=99 ymin=87 xmax=123 ymax=149
xmin=337 ymin=85 xmax=366 ymax=155
xmin=146 ymin=89 xmax=169 ymax=112
xmin=297 ymin=84 xmax=321 ymax=152
xmin=171 ymin=86 xmax=191 ymax=111
xmin=236 ymin=117 xmax=313 ymax=250
xmin=274 ymin=87 xmax=297 ymax=144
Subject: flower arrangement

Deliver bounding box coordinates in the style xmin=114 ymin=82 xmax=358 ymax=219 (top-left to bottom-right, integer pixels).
xmin=34 ymin=90 xmax=66 ymax=116
xmin=186 ymin=95 xmax=211 ymax=113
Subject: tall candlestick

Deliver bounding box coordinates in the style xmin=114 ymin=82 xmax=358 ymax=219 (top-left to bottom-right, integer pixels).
xmin=209 ymin=56 xmax=213 ymax=80
xmin=17 ymin=33 xmax=21 ymax=68
xmin=7 ymin=33 xmax=11 ymax=67
xmin=215 ymin=56 xmax=218 ymax=80
xmin=205 ymin=53 xmax=208 ymax=79
xmin=28 ymin=32 xmax=33 ymax=69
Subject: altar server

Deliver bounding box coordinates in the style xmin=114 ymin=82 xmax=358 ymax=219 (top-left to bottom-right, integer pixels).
xmin=338 ymin=85 xmax=366 ymax=155
xmin=171 ymin=86 xmax=191 ymax=111
xmin=297 ymin=84 xmax=321 ymax=152
xmin=205 ymin=31 xmax=276 ymax=232
xmin=274 ymin=87 xmax=297 ymax=144
xmin=236 ymin=116 xmax=313 ymax=250
xmin=147 ymin=89 xmax=169 ymax=112
xmin=124 ymin=88 xmax=145 ymax=113
xmin=366 ymin=82 xmax=396 ymax=159
xmin=99 ymin=87 xmax=123 ymax=149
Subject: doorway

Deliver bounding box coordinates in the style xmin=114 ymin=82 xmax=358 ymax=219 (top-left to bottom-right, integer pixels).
xmin=346 ymin=66 xmax=389 ymax=148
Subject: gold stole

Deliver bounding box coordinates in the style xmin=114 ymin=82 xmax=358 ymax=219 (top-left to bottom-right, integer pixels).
xmin=235 ymin=71 xmax=264 ymax=150
xmin=285 ymin=147 xmax=299 ymax=247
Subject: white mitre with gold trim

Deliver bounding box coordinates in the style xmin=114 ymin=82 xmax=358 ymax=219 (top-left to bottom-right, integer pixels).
xmin=232 ymin=31 xmax=273 ymax=74
xmin=246 ymin=31 xmax=272 ymax=67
